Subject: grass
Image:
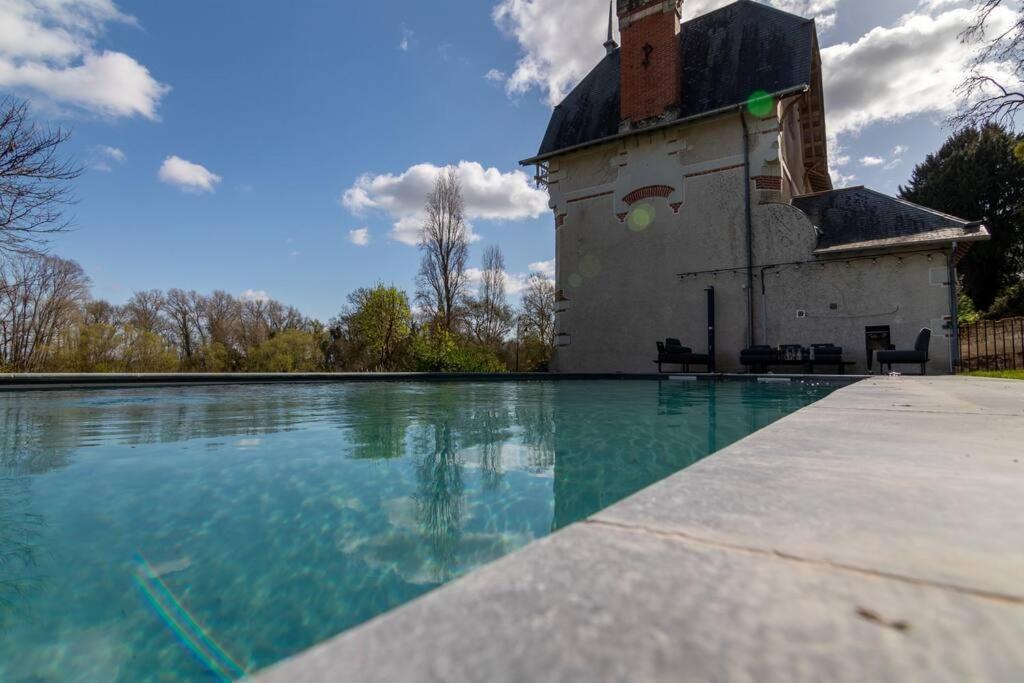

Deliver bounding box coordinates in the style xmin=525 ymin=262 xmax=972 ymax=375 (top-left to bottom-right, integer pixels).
xmin=964 ymin=370 xmax=1024 ymax=380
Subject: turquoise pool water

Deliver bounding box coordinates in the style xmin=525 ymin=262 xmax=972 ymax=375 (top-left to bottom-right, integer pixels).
xmin=0 ymin=379 xmax=840 ymax=682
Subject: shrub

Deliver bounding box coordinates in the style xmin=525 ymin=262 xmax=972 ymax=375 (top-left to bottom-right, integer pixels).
xmin=404 ymin=329 xmax=505 ymax=373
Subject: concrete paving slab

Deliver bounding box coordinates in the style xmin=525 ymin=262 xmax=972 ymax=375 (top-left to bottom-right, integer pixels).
xmin=256 ymin=523 xmax=1024 ymax=683
xmin=822 ymin=376 xmax=1024 ymax=416
xmin=597 ymin=378 xmax=1024 ymax=598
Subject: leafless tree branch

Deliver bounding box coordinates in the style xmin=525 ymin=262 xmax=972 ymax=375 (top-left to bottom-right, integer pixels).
xmin=0 ymin=97 xmax=83 ymax=256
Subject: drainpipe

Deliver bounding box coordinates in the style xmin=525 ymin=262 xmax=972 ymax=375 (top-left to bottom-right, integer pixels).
xmin=948 ymin=242 xmax=960 ymax=374
xmin=739 ymin=111 xmax=755 ymax=348
xmin=760 ymin=266 xmax=770 ymax=344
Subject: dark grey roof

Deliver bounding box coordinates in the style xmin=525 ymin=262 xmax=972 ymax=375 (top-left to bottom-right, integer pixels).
xmin=534 ymin=0 xmax=815 ymax=160
xmin=792 ymin=187 xmax=988 ymax=255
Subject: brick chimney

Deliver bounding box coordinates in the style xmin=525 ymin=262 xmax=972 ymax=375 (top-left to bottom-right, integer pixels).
xmin=616 ymin=0 xmax=683 ymax=126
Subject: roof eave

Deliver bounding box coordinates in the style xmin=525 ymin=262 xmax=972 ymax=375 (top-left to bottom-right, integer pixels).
xmin=812 ymin=227 xmax=991 ymax=257
xmin=519 ymin=84 xmax=810 ymax=166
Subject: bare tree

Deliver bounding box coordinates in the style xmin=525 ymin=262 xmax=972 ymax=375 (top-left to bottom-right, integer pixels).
xmin=416 ymin=168 xmax=470 ymax=332
xmin=0 ymin=97 xmax=82 ymax=255
xmin=0 ymin=254 xmax=89 ymax=370
xmin=82 ymin=300 xmax=124 ymax=327
xmin=165 ymin=289 xmax=203 ymax=364
xmin=201 ymin=290 xmax=241 ymax=349
xmin=519 ymin=273 xmax=556 ymax=351
xmin=467 ymin=245 xmax=513 ymax=347
xmin=953 ymin=1 xmax=1024 ymax=130
xmin=124 ymin=290 xmax=167 ymax=334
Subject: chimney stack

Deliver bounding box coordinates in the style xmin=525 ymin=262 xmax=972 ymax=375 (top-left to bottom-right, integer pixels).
xmin=616 ymin=0 xmax=683 ymax=126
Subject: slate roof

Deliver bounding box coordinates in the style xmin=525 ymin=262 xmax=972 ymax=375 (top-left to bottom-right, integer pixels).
xmin=791 ymin=187 xmax=989 ymax=255
xmin=530 ymin=0 xmax=816 ymax=161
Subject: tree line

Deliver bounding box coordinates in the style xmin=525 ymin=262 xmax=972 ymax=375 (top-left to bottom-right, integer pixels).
xmin=0 ymin=246 xmax=556 ymax=374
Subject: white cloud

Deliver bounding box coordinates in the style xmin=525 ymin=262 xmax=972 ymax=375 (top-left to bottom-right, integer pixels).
xmin=399 ymin=24 xmax=414 ymax=52
xmin=348 ymin=227 xmax=371 ymax=246
xmin=240 ymin=289 xmax=269 ymax=303
xmin=466 ymin=267 xmax=546 ymax=297
xmin=0 ymin=0 xmax=169 ymax=119
xmin=485 ymin=68 xmax=507 ymax=82
xmin=90 ymin=144 xmax=125 ymax=171
xmin=821 ymin=4 xmax=1020 ymax=135
xmin=529 ymin=258 xmax=555 ymax=278
xmin=491 ymin=0 xmax=837 ymax=105
xmin=341 ymin=161 xmax=549 ymax=246
xmin=858 ymin=143 xmax=911 ymax=170
xmin=158 ymin=156 xmax=222 ymax=194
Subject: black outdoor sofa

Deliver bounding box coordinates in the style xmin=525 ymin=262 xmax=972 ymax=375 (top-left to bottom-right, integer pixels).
xmin=740 ymin=344 xmax=856 ymax=375
xmin=654 ymin=339 xmax=711 ymax=373
xmin=875 ymin=328 xmax=931 ymax=375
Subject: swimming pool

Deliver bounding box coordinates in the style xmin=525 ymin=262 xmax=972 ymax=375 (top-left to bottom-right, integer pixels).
xmin=0 ymin=379 xmax=841 ymax=682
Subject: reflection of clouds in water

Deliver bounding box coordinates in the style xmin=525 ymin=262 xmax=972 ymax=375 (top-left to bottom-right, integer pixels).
xmin=237 ymin=439 xmax=262 ymax=448
xmin=345 ymin=497 xmax=534 ymax=587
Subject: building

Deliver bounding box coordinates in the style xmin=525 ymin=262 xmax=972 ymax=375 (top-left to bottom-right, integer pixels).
xmin=521 ymin=0 xmax=989 ymax=374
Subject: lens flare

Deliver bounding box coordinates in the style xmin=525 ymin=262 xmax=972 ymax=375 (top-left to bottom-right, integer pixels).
xmin=579 ymin=255 xmax=602 ymax=279
xmin=746 ymin=90 xmax=775 ymax=117
xmin=568 ymin=273 xmax=584 ymax=288
xmin=627 ymin=203 xmax=655 ymax=232
xmin=134 ymin=553 xmax=247 ymax=681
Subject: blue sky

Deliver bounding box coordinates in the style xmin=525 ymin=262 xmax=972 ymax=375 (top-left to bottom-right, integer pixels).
xmin=1 ymin=0 xmax=1020 ymax=321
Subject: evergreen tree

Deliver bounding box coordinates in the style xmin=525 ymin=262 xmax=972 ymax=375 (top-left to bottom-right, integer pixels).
xmin=899 ymin=125 xmax=1024 ymax=310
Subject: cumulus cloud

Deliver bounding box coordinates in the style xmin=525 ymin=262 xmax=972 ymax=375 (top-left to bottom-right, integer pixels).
xmin=822 ymin=4 xmax=1020 ymax=135
xmin=529 ymin=258 xmax=555 ymax=278
xmin=491 ymin=0 xmax=837 ymax=105
xmin=0 ymin=0 xmax=169 ymax=119
xmin=158 ymin=156 xmax=222 ymax=194
xmin=341 ymin=161 xmax=550 ymax=246
xmin=466 ymin=267 xmax=548 ymax=298
xmin=859 ymin=155 xmax=884 ymax=167
xmin=240 ymin=289 xmax=269 ymax=303
xmin=348 ymin=227 xmax=370 ymax=246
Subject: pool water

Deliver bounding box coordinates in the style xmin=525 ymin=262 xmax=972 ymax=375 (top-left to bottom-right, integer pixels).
xmin=0 ymin=379 xmax=840 ymax=682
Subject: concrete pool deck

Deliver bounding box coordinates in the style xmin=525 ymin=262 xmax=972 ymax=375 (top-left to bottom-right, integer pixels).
xmin=255 ymin=376 xmax=1024 ymax=682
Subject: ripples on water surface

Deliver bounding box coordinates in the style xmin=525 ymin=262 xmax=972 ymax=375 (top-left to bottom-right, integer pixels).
xmin=0 ymin=379 xmax=840 ymax=681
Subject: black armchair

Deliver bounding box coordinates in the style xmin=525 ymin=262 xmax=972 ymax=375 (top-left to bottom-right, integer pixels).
xmin=876 ymin=328 xmax=931 ymax=375
xmin=655 ymin=339 xmax=710 ymax=373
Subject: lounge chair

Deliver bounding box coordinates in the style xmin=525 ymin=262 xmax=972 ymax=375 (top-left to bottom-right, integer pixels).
xmin=740 ymin=346 xmax=777 ymax=373
xmin=655 ymin=339 xmax=710 ymax=373
xmin=875 ymin=328 xmax=931 ymax=375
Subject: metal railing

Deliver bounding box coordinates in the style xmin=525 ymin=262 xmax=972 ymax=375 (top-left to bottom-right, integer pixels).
xmin=957 ymin=317 xmax=1024 ymax=372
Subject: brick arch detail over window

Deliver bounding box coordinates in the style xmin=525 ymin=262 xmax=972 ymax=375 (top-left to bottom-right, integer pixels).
xmin=618 ymin=185 xmax=682 ymax=222
xmin=622 ymin=185 xmax=675 ymax=206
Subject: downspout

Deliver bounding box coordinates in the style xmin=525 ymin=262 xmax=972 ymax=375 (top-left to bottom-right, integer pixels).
xmin=739 ymin=110 xmax=755 ymax=348
xmin=948 ymin=242 xmax=960 ymax=374
xmin=760 ymin=266 xmax=770 ymax=344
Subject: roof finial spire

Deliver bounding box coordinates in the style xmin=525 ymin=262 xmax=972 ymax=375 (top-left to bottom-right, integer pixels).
xmin=604 ymin=0 xmax=618 ymax=55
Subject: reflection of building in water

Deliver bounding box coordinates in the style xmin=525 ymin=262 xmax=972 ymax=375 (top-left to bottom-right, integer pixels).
xmin=551 ymin=382 xmax=716 ymax=530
